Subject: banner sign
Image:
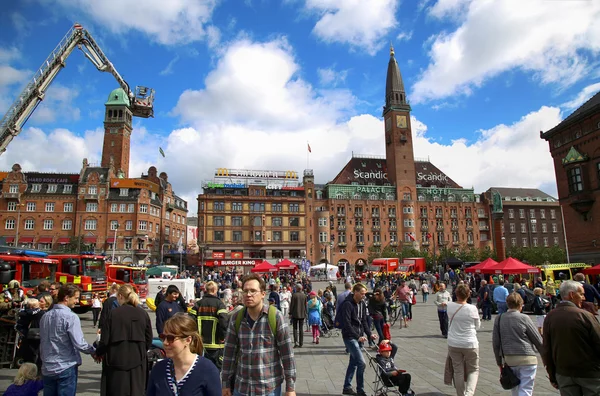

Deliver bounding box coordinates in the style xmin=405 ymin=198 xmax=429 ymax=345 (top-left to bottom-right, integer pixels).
xmin=212 ymin=252 xmax=225 ymax=259
xmin=110 ymin=178 xmax=160 ymax=194
xmin=26 ymin=173 xmax=79 ymax=184
xmin=215 ymin=169 xmax=298 ymax=180
xmin=211 ymin=259 xmax=263 ymax=266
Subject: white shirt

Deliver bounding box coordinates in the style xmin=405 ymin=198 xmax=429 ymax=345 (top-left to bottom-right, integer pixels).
xmin=279 ymin=290 xmax=292 ymax=308
xmin=447 ymin=302 xmax=480 ymax=349
xmin=91 ymin=298 xmax=102 ymax=308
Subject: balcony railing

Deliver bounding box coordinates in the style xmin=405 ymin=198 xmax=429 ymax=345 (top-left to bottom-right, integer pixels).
xmin=390 ymin=225 xmax=397 ymax=231
xmin=373 ymin=241 xmax=381 ymax=247
xmin=338 ymin=225 xmax=346 ymax=231
xmin=372 ymin=225 xmax=381 ymax=231
xmin=355 ymin=225 xmax=364 ymax=231
xmin=453 ymin=241 xmax=460 ymax=245
xmin=465 ymin=213 xmax=472 ymax=218
xmin=372 ymin=213 xmax=380 ymax=218
xmin=421 ymin=225 xmax=428 ymax=231
xmin=466 ymin=225 xmax=473 ymax=230
xmin=420 ymin=213 xmax=428 ymax=218
xmin=337 ymin=212 xmax=346 ymax=217
xmin=390 ymin=241 xmax=398 ymax=247
xmin=3 ymin=192 xmax=20 ymax=199
xmin=357 ymin=241 xmax=365 ymax=247
xmin=84 ymin=193 xmax=99 ymax=201
xmin=467 ymin=240 xmax=474 ymax=245
xmin=451 ymin=214 xmax=457 ymax=218
xmin=452 ymin=225 xmax=459 ymax=230
xmin=422 ymin=241 xmax=430 ymax=246
xmin=338 ymin=242 xmax=347 ymax=247
xmin=437 ymin=225 xmax=445 ymax=231
xmin=354 ymin=212 xmax=363 ymax=218
xmin=479 ymin=225 xmax=490 ymax=230
xmin=388 ymin=213 xmax=396 ymax=218
xmin=435 ymin=214 xmax=443 ymax=218
xmin=478 ymin=212 xmax=488 ymax=218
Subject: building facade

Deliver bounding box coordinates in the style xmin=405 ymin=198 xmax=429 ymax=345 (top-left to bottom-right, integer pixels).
xmin=541 ymin=91 xmax=600 ymax=264
xmin=0 ymin=89 xmax=188 ymax=265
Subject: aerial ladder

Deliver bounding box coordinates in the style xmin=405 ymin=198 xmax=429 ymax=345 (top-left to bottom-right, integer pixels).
xmin=0 ymin=23 xmax=155 ymax=154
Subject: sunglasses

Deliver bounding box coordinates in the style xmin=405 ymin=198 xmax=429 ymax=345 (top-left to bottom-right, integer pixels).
xmin=158 ymin=334 xmax=184 ymax=343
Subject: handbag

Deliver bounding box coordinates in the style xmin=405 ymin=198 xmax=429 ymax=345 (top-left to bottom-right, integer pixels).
xmin=497 ymin=314 xmax=521 ymax=390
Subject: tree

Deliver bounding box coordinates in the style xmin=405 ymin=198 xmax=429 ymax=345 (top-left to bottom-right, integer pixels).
xmin=58 ymin=236 xmax=83 ymax=253
xmin=505 ymin=246 xmax=567 ymax=265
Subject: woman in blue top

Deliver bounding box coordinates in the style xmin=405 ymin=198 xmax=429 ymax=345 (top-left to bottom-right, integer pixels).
xmin=147 ymin=313 xmax=221 ymax=396
xmin=307 ymin=291 xmax=322 ymax=344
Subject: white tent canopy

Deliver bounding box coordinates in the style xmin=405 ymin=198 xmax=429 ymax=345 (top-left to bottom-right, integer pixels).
xmin=309 ymin=264 xmax=339 ymax=280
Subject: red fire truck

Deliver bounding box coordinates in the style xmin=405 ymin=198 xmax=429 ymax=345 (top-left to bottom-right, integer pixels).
xmin=106 ymin=264 xmax=148 ymax=301
xmin=47 ymin=253 xmax=108 ymax=312
xmin=0 ymin=252 xmax=59 ymax=294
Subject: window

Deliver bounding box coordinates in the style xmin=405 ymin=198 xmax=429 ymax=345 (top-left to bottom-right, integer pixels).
xmin=138 ymin=221 xmax=147 ymax=231
xmin=250 ymin=202 xmax=265 ymax=212
xmin=214 ymin=216 xmax=225 ymax=226
xmin=232 ymin=217 xmax=243 ymax=226
xmin=511 ymin=238 xmax=517 ymax=247
xmin=88 ymin=186 xmax=97 ymax=195
xmin=508 ymin=209 xmax=514 ymax=219
xmin=7 ymin=202 xmax=16 ymax=211
xmin=289 ymin=217 xmax=299 ymax=227
xmin=45 ymin=202 xmax=55 ymax=212
xmin=86 ymin=203 xmax=98 ymax=212
xmin=43 ymin=219 xmax=53 ymax=230
xmin=289 ymin=203 xmax=300 ymax=212
xmin=125 ymin=220 xmax=133 ymax=230
xmin=128 ymin=204 xmax=135 ymax=213
xmin=232 ymin=202 xmax=243 ymax=211
xmin=318 ymin=217 xmax=327 ymax=227
xmin=529 ymin=209 xmax=535 ymax=218
xmin=110 ymin=221 xmax=119 ymax=230
xmin=25 ymin=219 xmax=34 ymax=230
xmin=403 ymin=193 xmax=411 ymax=200
xmin=522 ymin=238 xmax=527 ymax=247
xmin=531 ymin=223 xmax=537 ymax=233
xmin=403 ymin=207 xmax=413 ymax=214
xmin=272 ymin=217 xmax=283 ymax=227
xmin=519 ymin=209 xmax=525 ymax=219
xmin=553 ymin=237 xmax=559 ymax=246
xmin=5 ymin=219 xmax=15 ymax=229
xmin=541 ymin=223 xmax=547 ymax=233
xmin=9 ymin=184 xmax=19 ymax=193
xmin=166 ymin=212 xmax=170 ymax=220
xmin=550 ymin=209 xmax=556 ymax=219
xmin=140 ymin=204 xmax=148 ymax=213
xmin=62 ymin=219 xmax=72 ymax=230
xmin=119 ymin=188 xmax=129 ymax=196
xmin=290 ymin=231 xmax=299 ymax=241
xmin=27 ymin=202 xmax=36 ymax=211
xmin=214 ymin=231 xmax=224 ymax=241
xmin=31 ymin=184 xmax=41 ymax=192
xmin=543 ymin=237 xmax=549 ymax=247
xmin=533 ymin=237 xmax=538 ymax=247
xmin=165 ymin=226 xmax=170 ymax=236
xmin=567 ymin=167 xmax=584 ymax=193
xmin=540 ymin=209 xmax=546 ymax=219
xmin=319 ymin=232 xmax=328 ymax=243
xmin=155 ymin=224 xmax=159 ymax=233
xmin=111 ymin=203 xmax=118 ymax=212
xmin=510 ymin=223 xmax=516 ymax=233
xmin=272 ymin=203 xmax=282 ymax=212
xmin=125 ymin=239 xmax=133 ymax=250
xmin=403 ymin=219 xmax=415 ymax=227
xmin=552 ymin=223 xmax=558 ymax=233
xmin=233 ymin=231 xmax=242 ymax=242
xmin=520 ymin=224 xmax=526 ymax=233
xmin=214 ymin=202 xmax=225 ymax=211
xmin=272 ymin=231 xmax=282 ymax=242
xmin=47 ymin=184 xmax=57 ymax=193
xmin=84 ymin=219 xmax=96 ymax=230
xmin=63 ymin=185 xmax=72 ymax=194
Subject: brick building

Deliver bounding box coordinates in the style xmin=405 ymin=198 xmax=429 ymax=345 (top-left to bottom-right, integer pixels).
xmin=541 ymin=90 xmax=600 ymax=264
xmin=0 ymin=88 xmax=188 ymax=265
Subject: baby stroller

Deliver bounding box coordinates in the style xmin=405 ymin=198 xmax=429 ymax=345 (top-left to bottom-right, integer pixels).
xmin=363 ymin=346 xmax=416 ymax=396
xmin=320 ymin=309 xmax=340 ymax=338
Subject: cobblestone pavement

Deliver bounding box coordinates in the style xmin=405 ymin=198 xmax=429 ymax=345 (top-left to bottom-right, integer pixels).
xmin=0 ymin=282 xmax=560 ymax=395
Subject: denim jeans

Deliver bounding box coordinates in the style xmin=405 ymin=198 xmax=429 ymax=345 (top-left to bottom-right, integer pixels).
xmin=510 ymin=365 xmax=537 ymax=396
xmin=234 ymin=384 xmax=281 ymax=396
xmin=482 ymin=303 xmax=492 ymax=320
xmin=372 ymin=317 xmax=385 ymax=341
xmin=496 ymin=302 xmax=508 ymax=314
xmin=401 ymin=302 xmax=410 ymax=318
xmin=43 ymin=365 xmax=78 ymax=396
xmin=437 ymin=310 xmax=448 ymax=336
xmin=423 ymin=292 xmax=429 ymax=303
xmin=343 ymin=338 xmax=366 ymax=392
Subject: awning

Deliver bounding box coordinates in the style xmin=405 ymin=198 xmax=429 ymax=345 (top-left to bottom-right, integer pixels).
xmin=37 ymin=237 xmax=53 ymax=244
xmin=58 ymin=237 xmax=70 ymax=244
xmin=19 ymin=237 xmax=34 ymax=243
xmin=106 ymin=237 xmax=115 ymax=243
xmin=83 ymin=236 xmax=97 ymax=244
xmin=3 ymin=236 xmax=15 ymax=243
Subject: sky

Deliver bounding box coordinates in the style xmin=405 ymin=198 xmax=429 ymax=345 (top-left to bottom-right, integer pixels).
xmin=1 ymin=0 xmax=599 ymax=215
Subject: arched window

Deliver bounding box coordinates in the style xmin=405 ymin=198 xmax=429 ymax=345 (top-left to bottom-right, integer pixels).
xmin=354 ymin=193 xmax=361 ymax=200
xmin=447 ymin=195 xmax=455 ymax=202
xmin=418 ymin=195 xmax=425 ymax=201
xmin=462 ymin=195 xmax=470 ymax=202
xmin=316 ymin=190 xmax=322 ymax=199
xmin=336 ymin=193 xmax=344 ymax=199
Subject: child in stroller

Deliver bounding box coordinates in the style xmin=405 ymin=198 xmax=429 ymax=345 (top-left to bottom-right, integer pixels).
xmin=320 ymin=307 xmax=339 ymax=337
xmin=374 ymin=341 xmax=414 ymax=395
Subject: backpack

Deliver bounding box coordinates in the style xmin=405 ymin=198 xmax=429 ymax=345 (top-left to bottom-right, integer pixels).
xmin=234 ymin=305 xmax=278 ymax=337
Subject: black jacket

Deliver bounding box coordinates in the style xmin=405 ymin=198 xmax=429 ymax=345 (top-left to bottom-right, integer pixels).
xmin=98 ymin=295 xmax=118 ymax=329
xmin=189 ymin=294 xmax=228 ymax=348
xmin=340 ymin=294 xmax=372 ymax=340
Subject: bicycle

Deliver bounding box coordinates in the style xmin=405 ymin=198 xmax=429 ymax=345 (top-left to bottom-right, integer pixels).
xmin=388 ymin=300 xmax=402 ymax=326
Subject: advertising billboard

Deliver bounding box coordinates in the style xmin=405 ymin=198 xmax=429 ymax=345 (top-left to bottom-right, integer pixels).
xmin=110 ymin=178 xmax=160 ymax=194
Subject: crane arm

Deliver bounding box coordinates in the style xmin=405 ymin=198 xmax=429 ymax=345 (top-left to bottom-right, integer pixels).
xmin=0 ymin=24 xmax=154 ymax=155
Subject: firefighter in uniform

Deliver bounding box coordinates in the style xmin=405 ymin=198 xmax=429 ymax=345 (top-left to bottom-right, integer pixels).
xmin=189 ymin=280 xmax=228 ymax=369
xmin=1 ymin=280 xmax=25 ymax=316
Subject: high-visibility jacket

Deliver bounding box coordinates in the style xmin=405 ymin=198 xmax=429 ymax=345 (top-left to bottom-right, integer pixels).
xmin=189 ymin=294 xmax=228 ymax=349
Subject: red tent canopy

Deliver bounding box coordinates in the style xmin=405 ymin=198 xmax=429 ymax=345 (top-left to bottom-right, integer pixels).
xmin=482 ymin=257 xmax=540 ymax=274
xmin=251 ymin=262 xmax=278 ymax=273
xmin=276 ymin=259 xmax=297 ymax=271
xmin=583 ymin=264 xmax=600 ymax=275
xmin=465 ymin=258 xmax=498 ymax=273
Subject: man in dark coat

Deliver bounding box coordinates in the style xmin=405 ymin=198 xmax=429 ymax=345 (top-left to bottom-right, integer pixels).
xmin=289 ymin=284 xmax=307 ymax=348
xmin=98 ymin=283 xmax=119 ymax=331
xmin=96 ymin=290 xmax=153 ymax=396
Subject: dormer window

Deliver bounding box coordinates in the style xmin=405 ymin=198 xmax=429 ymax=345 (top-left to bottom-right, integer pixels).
xmin=120 ymin=188 xmax=129 ymax=196
xmin=47 ymin=184 xmax=57 ymax=193
xmin=31 ymin=184 xmax=42 ymax=193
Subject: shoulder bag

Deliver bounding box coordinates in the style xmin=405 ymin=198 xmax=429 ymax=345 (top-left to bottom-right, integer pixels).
xmin=443 ymin=304 xmax=465 ymax=386
xmin=498 ymin=314 xmax=521 ymax=390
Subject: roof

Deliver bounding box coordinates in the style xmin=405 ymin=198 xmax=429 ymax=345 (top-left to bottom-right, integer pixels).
xmin=414 ymin=161 xmax=461 ymax=188
xmin=488 ymin=187 xmax=557 ymax=201
xmin=105 ymin=88 xmax=130 ymax=107
xmin=562 ymin=146 xmax=588 ymax=165
xmin=82 ymin=167 xmax=110 ymax=183
xmin=542 ymin=90 xmax=600 ymax=138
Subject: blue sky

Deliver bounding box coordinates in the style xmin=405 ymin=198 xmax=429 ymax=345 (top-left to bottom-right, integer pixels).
xmin=1 ymin=0 xmax=599 ymax=213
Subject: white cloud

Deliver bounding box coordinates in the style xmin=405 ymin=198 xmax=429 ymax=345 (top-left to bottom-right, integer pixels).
xmin=317 ymin=65 xmax=349 ymax=87
xmin=50 ymin=0 xmax=220 ymax=45
xmin=561 ymin=82 xmax=600 ymax=111
xmin=396 ymin=31 xmax=413 ymax=42
xmin=29 ymin=83 xmax=82 ymax=124
xmin=0 ymin=65 xmax=29 ymax=87
xmin=304 ymin=0 xmax=399 ymax=55
xmin=413 ymin=106 xmax=562 ymax=196
xmin=159 ymin=55 xmax=180 ymax=76
xmin=413 ymin=0 xmax=600 ymax=103
xmin=0 ymin=47 xmax=21 ymax=63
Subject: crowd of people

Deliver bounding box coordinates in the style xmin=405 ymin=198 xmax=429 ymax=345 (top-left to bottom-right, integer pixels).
xmin=1 ymin=267 xmax=599 ymax=396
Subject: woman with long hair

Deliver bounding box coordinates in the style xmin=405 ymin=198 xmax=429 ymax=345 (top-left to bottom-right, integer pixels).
xmin=446 ymin=284 xmax=481 ymax=396
xmin=16 ymin=294 xmax=52 ymax=371
xmin=307 ymin=291 xmax=322 ymax=344
xmin=147 ymin=313 xmax=221 ymax=396
xmin=96 ymin=284 xmax=152 ymax=396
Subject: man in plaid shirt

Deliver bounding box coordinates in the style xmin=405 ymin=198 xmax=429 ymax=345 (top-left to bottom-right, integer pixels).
xmin=221 ymin=274 xmax=296 ymax=396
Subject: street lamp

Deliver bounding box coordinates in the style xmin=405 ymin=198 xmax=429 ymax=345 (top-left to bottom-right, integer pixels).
xmin=110 ymin=223 xmax=119 ymax=264
xmin=14 ymin=203 xmax=26 ymax=247
xmin=160 ymin=243 xmax=170 ymax=265
xmin=199 ymin=244 xmax=207 ymax=279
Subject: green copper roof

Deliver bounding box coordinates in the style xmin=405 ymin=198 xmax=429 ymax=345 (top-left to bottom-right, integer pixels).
xmin=562 ymin=146 xmax=588 ymax=165
xmin=105 ymin=88 xmax=130 ymax=107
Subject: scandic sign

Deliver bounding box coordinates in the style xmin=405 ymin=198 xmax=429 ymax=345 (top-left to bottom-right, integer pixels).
xmin=110 ymin=178 xmax=160 ymax=194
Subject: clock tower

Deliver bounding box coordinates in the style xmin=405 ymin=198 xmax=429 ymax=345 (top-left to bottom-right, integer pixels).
xmin=383 ymin=44 xmax=417 ymax=201
xmin=101 ymin=88 xmax=133 ymax=178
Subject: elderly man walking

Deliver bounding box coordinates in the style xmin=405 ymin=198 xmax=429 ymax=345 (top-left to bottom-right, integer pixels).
xmin=542 ymin=280 xmax=600 ymax=395
xmin=289 ymin=284 xmax=307 ymax=348
xmin=434 ymin=283 xmax=452 ymax=338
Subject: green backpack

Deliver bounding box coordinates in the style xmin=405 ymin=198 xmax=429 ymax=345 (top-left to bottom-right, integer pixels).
xmin=234 ymin=304 xmax=278 ymax=337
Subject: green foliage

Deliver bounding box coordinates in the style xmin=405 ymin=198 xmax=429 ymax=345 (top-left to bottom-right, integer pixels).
xmin=56 ymin=236 xmax=84 ymax=253
xmin=505 ymin=246 xmax=567 ymax=265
